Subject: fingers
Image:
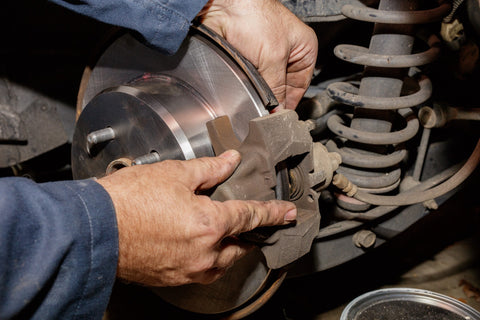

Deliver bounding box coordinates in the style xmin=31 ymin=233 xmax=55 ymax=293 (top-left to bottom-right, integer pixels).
xmin=216 ymin=199 xmax=297 ymax=236
xmin=182 ymin=150 xmax=242 ymax=190
xmin=200 ymin=0 xmax=317 ymax=111
xmin=197 ymin=200 xmax=297 ymax=284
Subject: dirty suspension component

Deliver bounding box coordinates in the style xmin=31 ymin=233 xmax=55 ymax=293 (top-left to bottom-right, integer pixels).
xmin=326 ymin=0 xmax=449 ymax=206
xmin=419 ymin=104 xmax=480 ymax=128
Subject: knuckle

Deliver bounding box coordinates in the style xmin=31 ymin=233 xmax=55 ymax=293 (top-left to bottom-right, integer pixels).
xmin=232 ymin=247 xmax=246 ymax=265
xmin=266 ymin=43 xmax=289 ymax=63
xmin=306 ymin=25 xmax=317 ymax=41
xmin=192 ymin=202 xmax=224 ymax=240
xmin=268 ymin=200 xmax=285 ymax=224
xmin=253 ymin=200 xmax=282 ymax=226
xmin=248 ymin=205 xmax=261 ymax=229
xmin=195 ymin=217 xmax=216 ymax=237
xmin=239 ymin=201 xmax=261 ymax=230
xmin=212 ymin=201 xmax=231 ymax=233
xmin=196 ymin=256 xmax=217 ymax=273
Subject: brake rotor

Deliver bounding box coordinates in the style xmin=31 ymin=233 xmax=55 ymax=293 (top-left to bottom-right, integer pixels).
xmin=72 ymin=26 xmax=286 ymax=316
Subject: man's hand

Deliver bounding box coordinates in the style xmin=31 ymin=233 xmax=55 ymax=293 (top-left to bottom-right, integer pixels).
xmin=97 ymin=150 xmax=296 ymax=287
xmin=199 ymin=0 xmax=318 ymax=110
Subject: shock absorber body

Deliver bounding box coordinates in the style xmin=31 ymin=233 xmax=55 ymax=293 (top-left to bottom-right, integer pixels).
xmin=326 ymin=0 xmax=450 ymax=206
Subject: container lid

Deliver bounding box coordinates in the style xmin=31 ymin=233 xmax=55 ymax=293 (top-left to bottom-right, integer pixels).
xmin=341 ymin=288 xmax=480 ymax=320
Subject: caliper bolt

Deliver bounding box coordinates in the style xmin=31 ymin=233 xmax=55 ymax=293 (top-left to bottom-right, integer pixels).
xmin=353 ymin=230 xmax=376 ymax=249
xmin=86 ymin=127 xmax=115 ymax=156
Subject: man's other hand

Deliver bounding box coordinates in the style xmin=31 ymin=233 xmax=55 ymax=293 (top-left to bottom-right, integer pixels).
xmin=199 ymin=0 xmax=318 ymax=110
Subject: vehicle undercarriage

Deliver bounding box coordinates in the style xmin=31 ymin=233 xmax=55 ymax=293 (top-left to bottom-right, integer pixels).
xmin=1 ymin=0 xmax=479 ymax=318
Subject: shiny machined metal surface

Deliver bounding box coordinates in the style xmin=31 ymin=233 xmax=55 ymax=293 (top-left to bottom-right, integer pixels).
xmin=73 ymin=27 xmax=271 ymax=179
xmin=72 ymin=28 xmax=282 ymax=315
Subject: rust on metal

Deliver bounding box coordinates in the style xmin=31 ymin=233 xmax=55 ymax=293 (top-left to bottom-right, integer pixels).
xmin=208 ymin=110 xmax=322 ymax=269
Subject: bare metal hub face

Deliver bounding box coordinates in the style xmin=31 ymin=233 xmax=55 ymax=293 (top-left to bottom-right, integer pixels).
xmin=72 ymin=75 xmax=217 ymax=179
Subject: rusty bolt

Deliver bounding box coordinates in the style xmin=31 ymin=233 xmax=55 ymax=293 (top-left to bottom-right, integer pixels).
xmin=353 ymin=230 xmax=376 ymax=249
xmin=333 ymin=173 xmax=358 ymax=197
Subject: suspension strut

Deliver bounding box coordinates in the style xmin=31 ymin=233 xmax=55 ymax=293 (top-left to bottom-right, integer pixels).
xmin=326 ymin=0 xmax=451 ymax=209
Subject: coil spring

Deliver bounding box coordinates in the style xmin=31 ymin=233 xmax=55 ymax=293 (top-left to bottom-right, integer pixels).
xmin=326 ymin=0 xmax=451 ymax=197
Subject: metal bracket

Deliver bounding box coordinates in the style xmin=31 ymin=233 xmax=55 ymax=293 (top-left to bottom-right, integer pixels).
xmin=207 ymin=110 xmax=321 ymax=269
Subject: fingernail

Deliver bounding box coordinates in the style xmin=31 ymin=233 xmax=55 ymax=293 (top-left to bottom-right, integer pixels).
xmin=284 ymin=208 xmax=297 ymax=222
xmin=219 ymin=149 xmax=241 ymax=161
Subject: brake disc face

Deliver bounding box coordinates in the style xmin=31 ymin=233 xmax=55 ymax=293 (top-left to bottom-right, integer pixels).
xmin=72 ymin=28 xmax=284 ymax=315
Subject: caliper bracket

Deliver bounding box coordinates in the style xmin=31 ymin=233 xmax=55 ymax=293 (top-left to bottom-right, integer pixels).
xmin=207 ymin=110 xmax=322 ymax=269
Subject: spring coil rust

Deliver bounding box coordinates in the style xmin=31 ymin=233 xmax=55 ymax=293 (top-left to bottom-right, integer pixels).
xmin=326 ymin=1 xmax=450 ymax=195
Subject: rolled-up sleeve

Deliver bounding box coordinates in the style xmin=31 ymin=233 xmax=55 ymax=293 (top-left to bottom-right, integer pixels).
xmin=49 ymin=0 xmax=209 ymax=54
xmin=0 ymin=177 xmax=118 ymax=319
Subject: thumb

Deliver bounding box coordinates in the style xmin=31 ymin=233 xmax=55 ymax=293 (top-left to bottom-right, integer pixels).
xmin=185 ymin=150 xmax=242 ymax=190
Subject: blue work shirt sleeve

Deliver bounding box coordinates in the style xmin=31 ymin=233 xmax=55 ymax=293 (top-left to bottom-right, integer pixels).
xmin=49 ymin=0 xmax=209 ymax=54
xmin=0 ymin=177 xmax=118 ymax=320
